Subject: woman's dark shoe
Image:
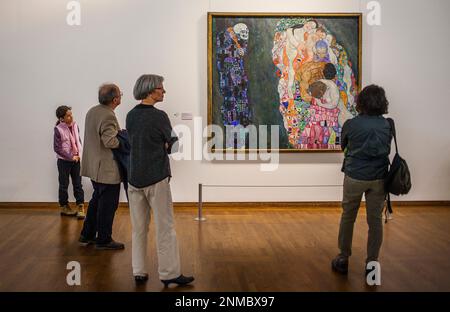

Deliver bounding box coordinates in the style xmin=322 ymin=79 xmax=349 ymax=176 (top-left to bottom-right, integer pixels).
xmin=161 ymin=274 xmax=194 ymax=287
xmin=331 ymin=255 xmax=349 ymax=274
xmin=134 ymin=274 xmax=149 ymax=284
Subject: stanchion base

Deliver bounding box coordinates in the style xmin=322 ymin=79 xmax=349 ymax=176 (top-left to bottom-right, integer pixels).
xmin=194 ymin=217 xmax=206 ymax=221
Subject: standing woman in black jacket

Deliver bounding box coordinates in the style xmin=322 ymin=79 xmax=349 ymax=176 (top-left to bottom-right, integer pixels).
xmin=332 ymin=85 xmax=392 ymax=276
xmin=126 ymin=74 xmax=194 ymax=286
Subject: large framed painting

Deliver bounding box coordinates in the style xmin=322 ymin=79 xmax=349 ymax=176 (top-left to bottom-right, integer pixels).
xmin=208 ymin=13 xmax=362 ymax=152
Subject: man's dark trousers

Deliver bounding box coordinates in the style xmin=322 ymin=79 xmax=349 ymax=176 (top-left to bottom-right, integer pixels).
xmin=80 ymin=180 xmax=120 ymax=244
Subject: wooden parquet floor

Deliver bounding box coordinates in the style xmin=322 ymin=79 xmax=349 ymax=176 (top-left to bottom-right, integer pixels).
xmin=0 ymin=206 xmax=449 ymax=292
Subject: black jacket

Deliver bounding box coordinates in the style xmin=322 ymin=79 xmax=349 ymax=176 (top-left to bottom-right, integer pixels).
xmin=341 ymin=115 xmax=392 ymax=180
xmin=112 ymin=129 xmax=130 ymax=199
xmin=126 ymin=104 xmax=178 ymax=188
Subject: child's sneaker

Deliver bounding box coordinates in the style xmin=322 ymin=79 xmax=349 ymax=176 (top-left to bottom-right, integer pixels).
xmin=60 ymin=204 xmax=77 ymax=216
xmin=76 ymin=204 xmax=86 ymax=220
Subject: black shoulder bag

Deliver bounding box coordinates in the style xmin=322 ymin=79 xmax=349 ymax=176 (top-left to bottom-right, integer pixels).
xmin=384 ymin=118 xmax=412 ymax=222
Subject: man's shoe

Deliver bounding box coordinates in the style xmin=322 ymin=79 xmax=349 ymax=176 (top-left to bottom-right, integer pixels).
xmin=76 ymin=204 xmax=86 ymax=220
xmin=134 ymin=274 xmax=149 ymax=284
xmin=95 ymin=240 xmax=125 ymax=250
xmin=331 ymin=255 xmax=349 ymax=274
xmin=78 ymin=236 xmax=95 ymax=246
xmin=60 ymin=204 xmax=77 ymax=217
xmin=161 ymin=274 xmax=194 ymax=287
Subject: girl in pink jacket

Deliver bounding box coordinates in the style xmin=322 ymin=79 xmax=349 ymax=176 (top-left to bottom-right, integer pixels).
xmin=53 ymin=106 xmax=85 ymax=218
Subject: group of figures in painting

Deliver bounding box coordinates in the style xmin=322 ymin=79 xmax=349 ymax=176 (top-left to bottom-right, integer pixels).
xmin=215 ymin=17 xmax=358 ymax=150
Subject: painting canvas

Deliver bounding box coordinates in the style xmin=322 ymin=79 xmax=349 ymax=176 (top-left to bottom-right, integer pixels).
xmin=208 ymin=13 xmax=362 ymax=152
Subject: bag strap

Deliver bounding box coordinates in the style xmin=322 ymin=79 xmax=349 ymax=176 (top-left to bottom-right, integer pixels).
xmin=386 ymin=117 xmax=398 ymax=154
xmin=385 ymin=118 xmax=397 ymax=223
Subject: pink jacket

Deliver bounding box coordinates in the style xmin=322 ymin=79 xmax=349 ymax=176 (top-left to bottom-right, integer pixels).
xmin=53 ymin=121 xmax=82 ymax=161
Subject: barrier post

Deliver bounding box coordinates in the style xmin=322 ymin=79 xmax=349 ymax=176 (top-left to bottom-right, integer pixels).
xmin=195 ymin=183 xmax=206 ymax=221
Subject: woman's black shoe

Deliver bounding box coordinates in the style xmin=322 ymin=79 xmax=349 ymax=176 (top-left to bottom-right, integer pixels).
xmin=161 ymin=274 xmax=194 ymax=287
xmin=331 ymin=255 xmax=349 ymax=274
xmin=134 ymin=274 xmax=149 ymax=284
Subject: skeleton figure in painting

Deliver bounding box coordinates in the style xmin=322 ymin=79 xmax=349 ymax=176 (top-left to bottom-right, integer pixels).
xmin=216 ymin=23 xmax=250 ymax=149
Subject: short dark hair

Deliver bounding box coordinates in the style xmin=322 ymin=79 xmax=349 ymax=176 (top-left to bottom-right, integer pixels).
xmin=356 ymin=84 xmax=389 ymax=116
xmin=56 ymin=105 xmax=71 ymax=120
xmin=98 ymin=84 xmax=120 ymax=105
xmin=323 ymin=63 xmax=336 ymax=80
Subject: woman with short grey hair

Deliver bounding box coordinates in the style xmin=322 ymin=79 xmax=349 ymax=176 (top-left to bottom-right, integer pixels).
xmin=126 ymin=74 xmax=194 ymax=286
xmin=133 ymin=74 xmax=164 ymax=101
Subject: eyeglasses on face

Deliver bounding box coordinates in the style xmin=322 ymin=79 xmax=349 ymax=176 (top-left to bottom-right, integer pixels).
xmin=113 ymin=92 xmax=123 ymax=100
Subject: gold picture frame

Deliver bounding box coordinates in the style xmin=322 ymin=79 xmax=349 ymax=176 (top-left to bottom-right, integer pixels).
xmin=207 ymin=12 xmax=362 ymax=153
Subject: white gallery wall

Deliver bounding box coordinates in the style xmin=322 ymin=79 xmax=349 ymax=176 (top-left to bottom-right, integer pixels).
xmin=0 ymin=0 xmax=449 ymax=203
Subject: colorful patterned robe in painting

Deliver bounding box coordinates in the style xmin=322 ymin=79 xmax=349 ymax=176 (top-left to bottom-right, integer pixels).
xmin=216 ymin=25 xmax=251 ymax=148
